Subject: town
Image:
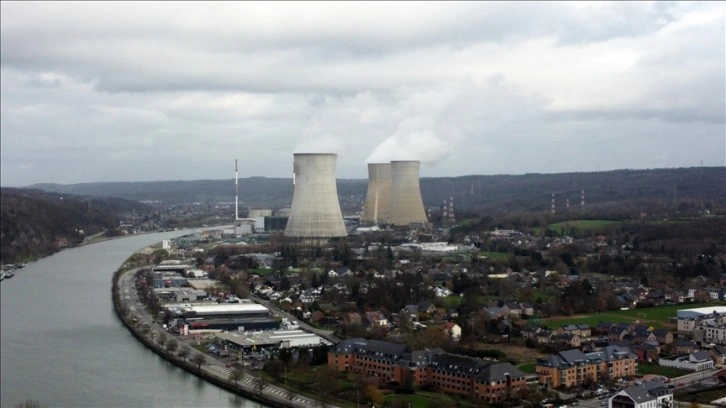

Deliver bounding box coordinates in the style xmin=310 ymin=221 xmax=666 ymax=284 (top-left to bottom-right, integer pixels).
xmin=119 ymin=218 xmax=725 ymax=408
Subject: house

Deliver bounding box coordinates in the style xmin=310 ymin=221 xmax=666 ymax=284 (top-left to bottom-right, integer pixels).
xmin=673 ymin=340 xmax=700 ymax=354
xmin=659 ymin=351 xmax=714 ymax=372
xmin=652 ymin=328 xmax=674 ymax=345
xmin=708 ymin=344 xmax=726 ymax=365
xmin=611 ymin=381 xmax=673 ymax=408
xmin=632 ymin=343 xmax=661 ymax=364
xmin=365 ymin=311 xmax=389 ymax=327
xmin=445 ymin=322 xmax=462 ymax=341
xmin=608 ymin=324 xmax=629 ymax=342
xmin=552 ymin=333 xmax=581 ymax=349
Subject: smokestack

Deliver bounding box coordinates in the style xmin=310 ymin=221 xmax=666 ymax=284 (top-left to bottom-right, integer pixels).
xmin=284 ymin=153 xmax=347 ymax=238
xmin=361 ymin=163 xmax=391 ymax=224
xmin=235 ymin=159 xmax=239 ymax=221
xmin=387 ymin=160 xmax=427 ymax=226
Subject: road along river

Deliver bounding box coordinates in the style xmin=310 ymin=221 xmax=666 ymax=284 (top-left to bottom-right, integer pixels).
xmin=0 ymin=230 xmax=265 ymax=408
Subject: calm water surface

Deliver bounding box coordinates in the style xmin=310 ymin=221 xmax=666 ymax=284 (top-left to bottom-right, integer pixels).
xmin=1 ymin=230 xmax=265 ymax=408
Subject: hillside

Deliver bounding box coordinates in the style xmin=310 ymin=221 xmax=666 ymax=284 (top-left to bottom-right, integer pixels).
xmin=29 ymin=167 xmax=726 ymax=215
xmin=0 ymin=188 xmax=153 ymax=263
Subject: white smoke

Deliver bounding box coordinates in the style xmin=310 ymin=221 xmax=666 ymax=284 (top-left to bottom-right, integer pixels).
xmin=366 ymin=116 xmax=453 ymax=164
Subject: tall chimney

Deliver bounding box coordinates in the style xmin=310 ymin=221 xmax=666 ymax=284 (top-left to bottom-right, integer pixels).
xmin=387 ymin=160 xmax=427 ymax=226
xmin=284 ymin=153 xmax=347 ymax=238
xmin=361 ymin=163 xmax=392 ymax=224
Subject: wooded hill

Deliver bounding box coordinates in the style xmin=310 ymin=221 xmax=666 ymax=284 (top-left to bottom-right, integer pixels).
xmin=0 ymin=188 xmax=152 ymax=263
xmin=29 ymin=167 xmax=726 ymax=216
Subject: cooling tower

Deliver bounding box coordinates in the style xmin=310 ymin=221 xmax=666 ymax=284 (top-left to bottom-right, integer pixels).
xmin=284 ymin=153 xmax=347 ymax=238
xmin=361 ymin=162 xmax=392 ymax=224
xmin=387 ymin=160 xmax=427 ymax=226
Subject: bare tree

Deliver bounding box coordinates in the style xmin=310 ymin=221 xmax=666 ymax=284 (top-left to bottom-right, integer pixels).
xmin=177 ymin=345 xmax=191 ymax=361
xmin=191 ymin=353 xmax=206 ymax=371
xmin=229 ymin=367 xmax=244 ymax=386
xmin=254 ymin=375 xmax=265 ymax=394
xmin=158 ymin=332 xmax=167 ymax=347
xmin=166 ymin=338 xmax=178 ymax=353
xmin=14 ymin=400 xmax=46 ymax=408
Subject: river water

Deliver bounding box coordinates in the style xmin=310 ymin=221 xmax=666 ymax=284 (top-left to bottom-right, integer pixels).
xmin=1 ymin=230 xmax=264 ymax=408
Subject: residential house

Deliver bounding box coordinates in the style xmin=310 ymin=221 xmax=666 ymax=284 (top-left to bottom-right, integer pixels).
xmin=445 ymin=322 xmax=462 ymax=341
xmin=652 ymin=329 xmax=674 ymax=345
xmin=659 ymin=351 xmax=714 ymax=372
xmin=708 ymin=345 xmax=726 ymax=365
xmin=632 ymin=343 xmax=661 ymax=364
xmin=610 ymin=381 xmax=674 ymax=408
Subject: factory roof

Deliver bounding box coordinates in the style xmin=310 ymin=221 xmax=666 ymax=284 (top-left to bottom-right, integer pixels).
xmin=217 ymin=329 xmax=332 ymax=348
xmin=182 ymin=303 xmax=269 ymax=315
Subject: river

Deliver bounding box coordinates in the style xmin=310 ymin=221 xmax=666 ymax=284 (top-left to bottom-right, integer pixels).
xmin=0 ymin=230 xmax=265 ymax=408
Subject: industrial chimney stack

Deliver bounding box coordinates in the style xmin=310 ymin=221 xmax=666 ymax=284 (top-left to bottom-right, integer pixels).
xmin=387 ymin=160 xmax=427 ymax=226
xmin=361 ymin=162 xmax=392 ymax=224
xmin=284 ymin=153 xmax=347 ymax=238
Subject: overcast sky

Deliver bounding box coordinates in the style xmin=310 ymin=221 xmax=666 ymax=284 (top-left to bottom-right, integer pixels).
xmin=1 ymin=2 xmax=724 ymax=187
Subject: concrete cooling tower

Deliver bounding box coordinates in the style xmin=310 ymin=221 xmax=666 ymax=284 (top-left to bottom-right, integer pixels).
xmin=284 ymin=153 xmax=347 ymax=238
xmin=387 ymin=160 xmax=427 ymax=226
xmin=361 ymin=162 xmax=391 ymax=224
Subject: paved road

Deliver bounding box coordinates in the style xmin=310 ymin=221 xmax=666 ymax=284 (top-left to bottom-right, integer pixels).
xmin=118 ymin=268 xmax=338 ymax=408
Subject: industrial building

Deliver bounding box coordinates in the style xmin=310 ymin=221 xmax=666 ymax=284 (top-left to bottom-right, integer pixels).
xmin=361 ymin=162 xmax=391 ymax=224
xmin=216 ymin=329 xmax=332 ymax=352
xmin=387 ymin=160 xmax=427 ymax=226
xmin=284 ymin=153 xmax=347 ymax=238
xmin=169 ymin=303 xmax=279 ymax=332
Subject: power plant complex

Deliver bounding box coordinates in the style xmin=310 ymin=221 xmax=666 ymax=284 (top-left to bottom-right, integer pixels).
xmin=236 ymin=153 xmax=428 ymax=239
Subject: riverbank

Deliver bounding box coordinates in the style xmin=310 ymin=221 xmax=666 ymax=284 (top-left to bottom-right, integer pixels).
xmin=111 ymin=263 xmax=329 ymax=408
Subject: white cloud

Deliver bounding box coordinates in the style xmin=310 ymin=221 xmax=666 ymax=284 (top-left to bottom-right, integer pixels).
xmin=0 ymin=1 xmax=723 ymax=186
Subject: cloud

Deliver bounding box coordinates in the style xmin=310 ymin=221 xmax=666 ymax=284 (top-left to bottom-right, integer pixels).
xmin=0 ymin=2 xmax=723 ymax=187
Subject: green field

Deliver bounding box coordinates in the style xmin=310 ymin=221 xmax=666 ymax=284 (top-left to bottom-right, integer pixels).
xmin=440 ymin=295 xmax=464 ymax=309
xmin=636 ymin=363 xmax=690 ymax=378
xmin=518 ymin=363 xmax=536 ymax=373
xmin=546 ymin=220 xmax=619 ymax=235
xmin=543 ymin=303 xmax=720 ymax=329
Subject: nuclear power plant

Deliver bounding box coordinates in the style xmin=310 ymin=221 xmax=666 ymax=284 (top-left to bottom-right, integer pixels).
xmin=360 ymin=162 xmax=391 ymax=224
xmin=284 ymin=153 xmax=348 ymax=238
xmin=386 ymin=160 xmax=428 ymax=226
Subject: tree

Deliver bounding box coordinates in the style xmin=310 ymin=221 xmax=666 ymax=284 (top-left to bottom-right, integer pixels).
xmin=14 ymin=400 xmax=46 ymax=408
xmin=253 ymin=375 xmax=265 ymax=394
xmin=166 ymin=339 xmax=178 ymax=353
xmin=177 ymin=345 xmax=191 ymax=361
xmin=191 ymin=353 xmax=206 ymax=371
xmin=366 ymin=384 xmax=385 ymax=406
xmin=229 ymin=367 xmax=244 ymax=386
xmin=158 ymin=332 xmax=167 ymax=347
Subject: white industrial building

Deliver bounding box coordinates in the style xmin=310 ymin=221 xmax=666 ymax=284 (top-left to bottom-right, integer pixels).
xmin=216 ymin=329 xmax=332 ymax=351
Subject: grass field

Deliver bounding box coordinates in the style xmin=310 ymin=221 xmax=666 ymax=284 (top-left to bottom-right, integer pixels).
xmin=547 ymin=220 xmax=619 ymax=235
xmin=636 ymin=363 xmax=690 ymax=378
xmin=543 ymin=303 xmax=718 ymax=329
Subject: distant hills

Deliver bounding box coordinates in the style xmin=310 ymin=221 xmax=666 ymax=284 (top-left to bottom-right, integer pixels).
xmin=0 ymin=188 xmax=152 ymax=263
xmin=29 ymin=167 xmax=726 ymax=215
